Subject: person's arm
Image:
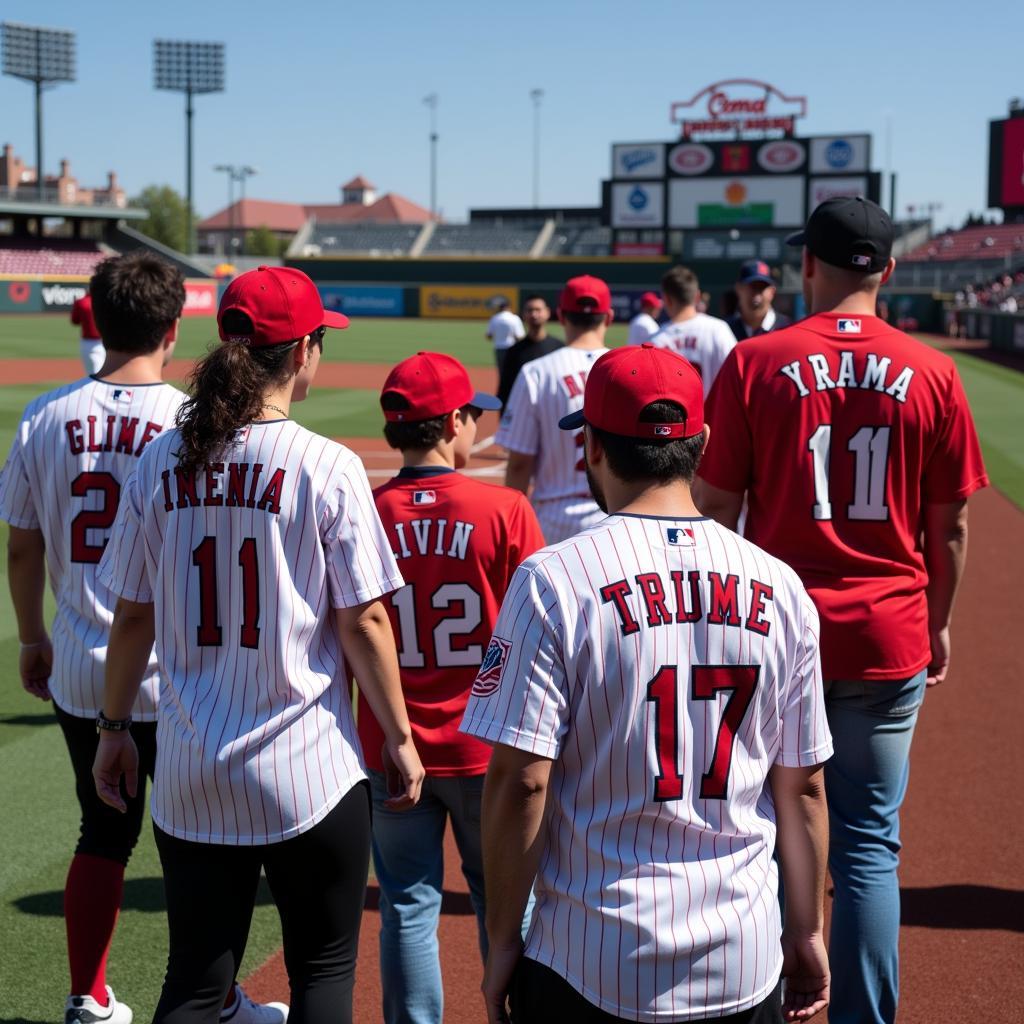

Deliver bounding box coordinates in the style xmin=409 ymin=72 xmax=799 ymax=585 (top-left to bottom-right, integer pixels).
xmin=7 ymin=525 xmax=51 ymax=700
xmin=770 ymin=763 xmax=831 ymax=1022
xmin=337 ymin=598 xmax=424 ymax=809
xmin=93 ymin=597 xmax=154 ymax=813
xmin=480 ymin=743 xmax=553 ymax=1024
xmin=922 ymin=499 xmax=969 ymax=686
xmin=504 ymin=451 xmax=536 ymax=495
xmin=693 ymin=478 xmax=743 ymax=530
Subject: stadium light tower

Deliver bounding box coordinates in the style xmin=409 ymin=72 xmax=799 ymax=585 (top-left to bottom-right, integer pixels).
xmin=213 ymin=163 xmax=257 ymax=254
xmin=154 ymin=40 xmax=225 ymax=254
xmin=424 ymin=93 xmax=439 ymax=219
xmin=1 ymin=22 xmax=76 ymax=199
xmin=530 ymin=88 xmax=544 ymax=208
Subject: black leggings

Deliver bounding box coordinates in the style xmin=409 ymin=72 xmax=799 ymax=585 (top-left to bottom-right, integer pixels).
xmin=55 ymin=703 xmax=158 ymax=865
xmin=153 ymin=781 xmax=372 ymax=1024
xmin=510 ymin=958 xmax=783 ymax=1024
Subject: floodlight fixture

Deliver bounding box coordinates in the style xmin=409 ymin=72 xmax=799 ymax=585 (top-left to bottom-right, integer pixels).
xmin=530 ymin=88 xmax=544 ymax=208
xmin=423 ymin=93 xmax=439 ymax=219
xmin=213 ymin=163 xmax=258 ymax=254
xmin=1 ymin=21 xmax=77 ymax=199
xmin=154 ymin=39 xmax=226 ymax=253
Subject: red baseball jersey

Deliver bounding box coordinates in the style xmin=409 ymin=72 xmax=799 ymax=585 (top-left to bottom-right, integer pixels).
xmin=71 ymin=295 xmax=100 ymax=341
xmin=358 ymin=468 xmax=545 ymax=775
xmin=699 ymin=312 xmax=989 ymax=680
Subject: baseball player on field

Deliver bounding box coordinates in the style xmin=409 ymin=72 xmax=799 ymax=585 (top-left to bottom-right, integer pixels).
xmin=649 ymin=266 xmax=736 ymax=395
xmin=498 ymin=274 xmax=612 ymax=544
xmin=0 ymin=252 xmax=280 ymax=1024
xmin=695 ymin=197 xmax=989 ymax=1024
xmin=71 ymin=291 xmax=106 ymax=374
xmin=463 ymin=343 xmax=834 ymax=1024
xmin=92 ymin=266 xmax=425 ymax=1024
xmin=358 ymin=351 xmax=545 ymax=1024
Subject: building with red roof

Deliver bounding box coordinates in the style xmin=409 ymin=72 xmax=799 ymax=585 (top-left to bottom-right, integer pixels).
xmin=197 ymin=176 xmax=434 ymax=255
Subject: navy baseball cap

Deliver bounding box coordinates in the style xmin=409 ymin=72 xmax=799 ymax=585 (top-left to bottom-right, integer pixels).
xmin=737 ymin=260 xmax=774 ymax=285
xmin=787 ymin=196 xmax=894 ymax=274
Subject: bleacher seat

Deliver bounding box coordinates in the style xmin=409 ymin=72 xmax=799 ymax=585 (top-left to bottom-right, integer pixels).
xmin=308 ymin=224 xmax=422 ymax=256
xmin=903 ymin=224 xmax=1024 ymax=263
xmin=543 ymin=226 xmax=612 ymax=257
xmin=0 ymin=240 xmax=105 ymax=276
xmin=423 ymin=225 xmax=538 ymax=256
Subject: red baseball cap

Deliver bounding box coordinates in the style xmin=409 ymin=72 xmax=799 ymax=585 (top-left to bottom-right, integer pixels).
xmin=640 ymin=291 xmax=662 ymax=309
xmin=381 ymin=352 xmax=503 ymax=422
xmin=558 ymin=275 xmax=612 ymax=315
xmin=559 ymin=343 xmax=704 ymax=439
xmin=217 ymin=265 xmax=349 ymax=347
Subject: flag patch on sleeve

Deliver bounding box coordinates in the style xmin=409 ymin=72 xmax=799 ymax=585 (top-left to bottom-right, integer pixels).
xmin=471 ymin=637 xmax=512 ymax=697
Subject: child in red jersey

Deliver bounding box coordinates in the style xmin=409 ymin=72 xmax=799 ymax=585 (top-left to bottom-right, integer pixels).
xmin=358 ymin=351 xmax=544 ymax=1024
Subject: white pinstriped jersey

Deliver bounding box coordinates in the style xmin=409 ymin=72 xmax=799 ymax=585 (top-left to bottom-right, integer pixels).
xmin=462 ymin=514 xmax=832 ymax=1022
xmin=649 ymin=314 xmax=737 ymax=396
xmin=0 ymin=378 xmax=185 ymax=720
xmin=496 ymin=345 xmax=609 ymax=544
xmin=97 ymin=421 xmax=403 ymax=845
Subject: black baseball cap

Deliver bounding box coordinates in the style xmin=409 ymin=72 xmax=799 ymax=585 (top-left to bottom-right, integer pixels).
xmin=786 ymin=196 xmax=894 ymax=273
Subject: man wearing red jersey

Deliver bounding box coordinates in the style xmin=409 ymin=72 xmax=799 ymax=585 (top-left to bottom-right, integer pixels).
xmin=695 ymin=197 xmax=988 ymax=1024
xmin=358 ymin=352 xmax=545 ymax=1024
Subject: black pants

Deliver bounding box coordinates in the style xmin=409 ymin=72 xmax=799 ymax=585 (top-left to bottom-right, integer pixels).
xmin=510 ymin=958 xmax=783 ymax=1024
xmin=55 ymin=703 xmax=158 ymax=865
xmin=153 ymin=781 xmax=372 ymax=1024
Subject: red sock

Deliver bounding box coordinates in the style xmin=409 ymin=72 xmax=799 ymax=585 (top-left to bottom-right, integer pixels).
xmin=64 ymin=853 xmax=125 ymax=1003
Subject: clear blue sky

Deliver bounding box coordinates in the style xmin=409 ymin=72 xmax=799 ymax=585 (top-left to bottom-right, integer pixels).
xmin=0 ymin=0 xmax=1017 ymax=229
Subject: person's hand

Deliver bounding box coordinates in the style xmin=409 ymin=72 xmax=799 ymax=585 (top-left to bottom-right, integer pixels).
xmin=482 ymin=940 xmax=522 ymax=1024
xmin=93 ymin=731 xmax=139 ymax=813
xmin=380 ymin=736 xmax=425 ymax=810
xmin=927 ymin=626 xmax=951 ymax=687
xmin=781 ymin=930 xmax=829 ymax=1021
xmin=19 ymin=638 xmax=52 ymax=700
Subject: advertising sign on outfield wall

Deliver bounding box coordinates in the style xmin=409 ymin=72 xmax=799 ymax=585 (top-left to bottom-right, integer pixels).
xmin=183 ymin=280 xmax=217 ymax=317
xmin=39 ymin=281 xmax=88 ymax=311
xmin=0 ymin=280 xmax=41 ymax=312
xmin=419 ymin=285 xmax=520 ymax=319
xmin=319 ymin=285 xmax=405 ymax=317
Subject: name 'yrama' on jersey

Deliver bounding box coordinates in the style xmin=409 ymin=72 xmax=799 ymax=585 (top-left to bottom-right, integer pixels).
xmin=779 ymin=351 xmax=915 ymax=403
xmin=160 ymin=463 xmax=286 ymax=516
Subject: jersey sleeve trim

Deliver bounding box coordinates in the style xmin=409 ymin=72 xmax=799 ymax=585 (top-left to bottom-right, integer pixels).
xmin=773 ymin=738 xmax=834 ymax=768
xmin=923 ymin=471 xmax=990 ymax=504
xmin=328 ymin=572 xmax=405 ymax=611
xmin=0 ymin=509 xmax=40 ymax=530
xmin=96 ymin=565 xmax=153 ymax=604
xmin=458 ymin=717 xmax=559 ymax=760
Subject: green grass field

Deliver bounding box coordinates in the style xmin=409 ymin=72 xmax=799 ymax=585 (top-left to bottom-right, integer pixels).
xmin=0 ymin=314 xmax=1020 ymax=1020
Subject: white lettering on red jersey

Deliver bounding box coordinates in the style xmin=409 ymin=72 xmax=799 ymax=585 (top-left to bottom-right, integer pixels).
xmin=462 ymin=514 xmax=832 ymax=1021
xmin=98 ymin=422 xmax=403 ymax=845
xmin=649 ymin=313 xmax=737 ymax=395
xmin=699 ymin=313 xmax=989 ymax=679
xmin=0 ymin=378 xmax=185 ymax=719
xmin=496 ymin=345 xmax=609 ymax=543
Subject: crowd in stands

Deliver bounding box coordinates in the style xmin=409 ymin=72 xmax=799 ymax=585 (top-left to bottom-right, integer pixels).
xmin=953 ymin=269 xmax=1024 ymax=311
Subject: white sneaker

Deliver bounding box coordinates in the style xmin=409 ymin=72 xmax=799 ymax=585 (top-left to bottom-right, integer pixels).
xmin=64 ymin=986 xmax=133 ymax=1024
xmin=219 ymin=985 xmax=288 ymax=1024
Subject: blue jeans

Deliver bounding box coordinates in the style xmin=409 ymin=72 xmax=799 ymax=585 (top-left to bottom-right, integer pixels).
xmin=823 ymin=671 xmax=927 ymax=1024
xmin=369 ymin=770 xmax=525 ymax=1024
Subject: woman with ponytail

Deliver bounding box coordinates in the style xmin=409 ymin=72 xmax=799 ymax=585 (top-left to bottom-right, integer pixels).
xmin=93 ymin=266 xmax=424 ymax=1024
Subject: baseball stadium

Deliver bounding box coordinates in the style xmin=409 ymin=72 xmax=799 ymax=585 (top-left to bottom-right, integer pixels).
xmin=1 ymin=6 xmax=1022 ymax=1024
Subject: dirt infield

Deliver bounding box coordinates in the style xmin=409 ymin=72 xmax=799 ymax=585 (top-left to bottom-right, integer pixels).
xmin=240 ymin=486 xmax=1024 ymax=1024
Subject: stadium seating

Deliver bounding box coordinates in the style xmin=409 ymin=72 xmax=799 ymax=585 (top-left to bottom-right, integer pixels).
xmin=0 ymin=240 xmax=106 ymax=276
xmin=308 ymin=224 xmax=422 ymax=256
xmin=902 ymin=223 xmax=1024 ymax=263
xmin=423 ymin=225 xmax=538 ymax=256
xmin=543 ymin=225 xmax=612 ymax=257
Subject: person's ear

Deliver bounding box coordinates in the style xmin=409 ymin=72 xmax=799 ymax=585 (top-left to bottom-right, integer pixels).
xmin=604 ymin=310 xmax=614 ymax=326
xmin=445 ymin=407 xmax=461 ymax=440
xmin=295 ymin=337 xmax=311 ymax=369
xmin=583 ymin=424 xmax=604 ymax=464
xmin=700 ymin=423 xmax=711 ymax=456
xmin=164 ymin=319 xmax=180 ymax=345
xmin=556 ymin=309 xmax=567 ymax=326
xmin=880 ymin=257 xmax=896 ymax=285
xmin=802 ymin=248 xmax=814 ymax=279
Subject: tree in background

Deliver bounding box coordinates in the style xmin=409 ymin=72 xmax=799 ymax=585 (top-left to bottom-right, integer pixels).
xmin=244 ymin=224 xmax=288 ymax=258
xmin=130 ymin=185 xmax=195 ymax=252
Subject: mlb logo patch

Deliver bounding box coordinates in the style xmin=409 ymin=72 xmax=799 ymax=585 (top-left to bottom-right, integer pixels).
xmin=851 ymin=254 xmax=872 ymax=268
xmin=654 ymin=425 xmax=673 ymax=437
xmin=666 ymin=527 xmax=695 ymax=545
xmin=471 ymin=637 xmax=512 ymax=698
xmin=111 ymin=388 xmax=133 ymax=403
xmin=413 ymin=490 xmax=436 ymax=505
xmin=838 ymin=319 xmax=862 ymax=334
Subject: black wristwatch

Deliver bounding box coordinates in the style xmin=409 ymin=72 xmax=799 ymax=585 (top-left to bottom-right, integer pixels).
xmin=96 ymin=710 xmax=132 ymax=733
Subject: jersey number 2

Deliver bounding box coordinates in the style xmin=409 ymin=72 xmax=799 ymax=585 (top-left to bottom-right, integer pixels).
xmin=191 ymin=537 xmax=260 ymax=648
xmin=647 ymin=664 xmax=759 ymax=801
xmin=70 ymin=472 xmax=121 ymax=564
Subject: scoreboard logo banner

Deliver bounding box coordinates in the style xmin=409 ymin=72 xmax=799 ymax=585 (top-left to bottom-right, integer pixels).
xmin=611 ymin=182 xmax=665 ymax=228
xmin=670 ymin=79 xmax=807 ymax=139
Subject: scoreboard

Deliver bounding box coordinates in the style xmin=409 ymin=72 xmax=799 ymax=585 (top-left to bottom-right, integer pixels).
xmin=988 ymin=113 xmax=1024 ymax=214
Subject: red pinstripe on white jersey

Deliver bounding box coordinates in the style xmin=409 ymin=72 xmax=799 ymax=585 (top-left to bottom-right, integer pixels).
xmin=0 ymin=377 xmax=185 ymax=720
xmin=649 ymin=314 xmax=736 ymax=396
xmin=462 ymin=514 xmax=832 ymax=1021
xmin=496 ymin=345 xmax=609 ymax=543
xmin=98 ymin=422 xmax=403 ymax=845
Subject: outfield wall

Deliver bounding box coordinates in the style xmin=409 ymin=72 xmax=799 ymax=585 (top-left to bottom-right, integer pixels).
xmin=0 ymin=277 xmax=216 ymax=315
